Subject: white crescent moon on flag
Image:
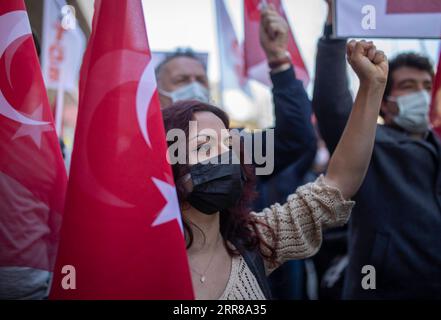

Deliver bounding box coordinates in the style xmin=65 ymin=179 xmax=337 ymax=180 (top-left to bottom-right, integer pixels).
xmin=78 ymin=49 xmax=153 ymax=208
xmin=0 ymin=11 xmax=49 ymax=126
xmin=136 ymin=59 xmax=156 ymax=148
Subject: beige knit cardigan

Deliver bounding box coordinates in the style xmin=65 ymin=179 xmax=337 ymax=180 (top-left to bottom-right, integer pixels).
xmin=218 ymin=175 xmax=355 ymax=300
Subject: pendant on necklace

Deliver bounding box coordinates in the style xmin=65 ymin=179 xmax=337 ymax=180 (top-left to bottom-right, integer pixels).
xmin=200 ymin=276 xmax=206 ymax=283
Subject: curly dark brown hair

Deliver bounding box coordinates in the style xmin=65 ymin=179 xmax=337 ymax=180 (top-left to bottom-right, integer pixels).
xmin=384 ymin=52 xmax=435 ymax=100
xmin=162 ymin=100 xmax=277 ymax=262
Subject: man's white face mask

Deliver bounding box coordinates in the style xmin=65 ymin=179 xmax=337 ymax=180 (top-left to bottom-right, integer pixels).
xmin=388 ymin=90 xmax=431 ymax=134
xmin=159 ymin=82 xmax=210 ymax=104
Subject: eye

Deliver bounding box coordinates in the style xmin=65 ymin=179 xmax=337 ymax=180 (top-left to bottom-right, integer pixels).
xmin=174 ymin=76 xmax=189 ymax=85
xmin=197 ymin=143 xmax=211 ymax=153
xmin=224 ymin=136 xmax=233 ymax=149
xmin=197 ymin=77 xmax=209 ymax=87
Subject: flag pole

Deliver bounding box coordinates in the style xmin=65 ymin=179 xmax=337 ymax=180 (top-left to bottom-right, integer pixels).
xmin=214 ymin=0 xmax=225 ymax=109
xmin=55 ymin=69 xmax=65 ymax=137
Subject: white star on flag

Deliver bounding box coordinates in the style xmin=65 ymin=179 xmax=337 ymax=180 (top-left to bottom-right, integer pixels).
xmin=151 ymin=177 xmax=183 ymax=233
xmin=12 ymin=105 xmax=53 ymax=148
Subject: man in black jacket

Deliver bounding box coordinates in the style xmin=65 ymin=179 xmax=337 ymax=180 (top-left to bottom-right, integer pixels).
xmin=313 ymin=1 xmax=441 ymax=299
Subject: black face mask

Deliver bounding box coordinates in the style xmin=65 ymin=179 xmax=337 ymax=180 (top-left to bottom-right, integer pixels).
xmin=187 ymin=150 xmax=244 ymax=215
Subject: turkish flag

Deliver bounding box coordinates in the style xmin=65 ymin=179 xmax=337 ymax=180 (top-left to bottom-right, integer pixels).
xmin=244 ymin=0 xmax=309 ymax=87
xmin=50 ymin=0 xmax=194 ymax=299
xmin=0 ymin=0 xmax=67 ymax=271
xmin=431 ymin=49 xmax=441 ymax=138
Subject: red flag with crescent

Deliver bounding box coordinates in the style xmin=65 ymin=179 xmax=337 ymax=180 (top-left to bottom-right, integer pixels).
xmin=50 ymin=0 xmax=193 ymax=299
xmin=244 ymin=0 xmax=309 ymax=87
xmin=0 ymin=0 xmax=67 ymax=273
xmin=431 ymin=49 xmax=441 ymax=138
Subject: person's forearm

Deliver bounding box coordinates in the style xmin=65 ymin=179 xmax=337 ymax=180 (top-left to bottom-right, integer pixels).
xmin=268 ymin=67 xmax=316 ymax=175
xmin=272 ymin=67 xmax=315 ymax=148
xmin=312 ymin=30 xmax=352 ymax=153
xmin=324 ymin=80 xmax=384 ymax=199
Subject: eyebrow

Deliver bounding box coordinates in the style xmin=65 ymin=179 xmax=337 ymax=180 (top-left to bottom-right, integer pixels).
xmin=172 ymin=75 xmax=190 ymax=82
xmin=189 ymin=134 xmax=211 ymax=142
xmin=396 ymin=78 xmax=433 ymax=86
xmin=396 ymin=79 xmax=418 ymax=86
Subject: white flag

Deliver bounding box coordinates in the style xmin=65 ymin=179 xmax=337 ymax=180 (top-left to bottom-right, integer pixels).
xmin=41 ymin=0 xmax=86 ymax=93
xmin=334 ymin=0 xmax=441 ymax=39
xmin=215 ymin=0 xmax=251 ymax=96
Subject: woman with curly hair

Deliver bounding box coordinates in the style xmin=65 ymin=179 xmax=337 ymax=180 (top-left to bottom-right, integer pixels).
xmin=162 ymin=39 xmax=388 ymax=300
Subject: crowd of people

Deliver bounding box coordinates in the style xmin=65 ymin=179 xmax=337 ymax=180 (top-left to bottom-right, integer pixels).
xmin=3 ymin=0 xmax=440 ymax=300
xmin=154 ymin=1 xmax=441 ymax=300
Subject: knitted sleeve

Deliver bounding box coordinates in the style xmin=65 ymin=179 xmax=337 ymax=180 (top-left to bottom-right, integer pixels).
xmin=250 ymin=175 xmax=355 ymax=275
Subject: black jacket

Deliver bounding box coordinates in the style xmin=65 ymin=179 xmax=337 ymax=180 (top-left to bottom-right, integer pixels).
xmin=252 ymin=66 xmax=317 ymax=211
xmin=313 ymin=27 xmax=441 ymax=299
xmin=245 ymin=66 xmax=317 ymax=299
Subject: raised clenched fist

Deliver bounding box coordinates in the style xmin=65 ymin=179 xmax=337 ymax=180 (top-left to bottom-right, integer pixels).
xmin=259 ymin=4 xmax=289 ymax=63
xmin=346 ymin=40 xmax=389 ymax=86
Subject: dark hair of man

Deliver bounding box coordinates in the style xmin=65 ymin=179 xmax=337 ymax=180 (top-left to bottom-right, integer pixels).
xmin=380 ymin=52 xmax=434 ymax=118
xmin=383 ymin=52 xmax=434 ymax=100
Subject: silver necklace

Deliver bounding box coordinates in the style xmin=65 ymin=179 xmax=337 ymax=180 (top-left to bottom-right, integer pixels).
xmin=190 ymin=234 xmax=221 ymax=284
